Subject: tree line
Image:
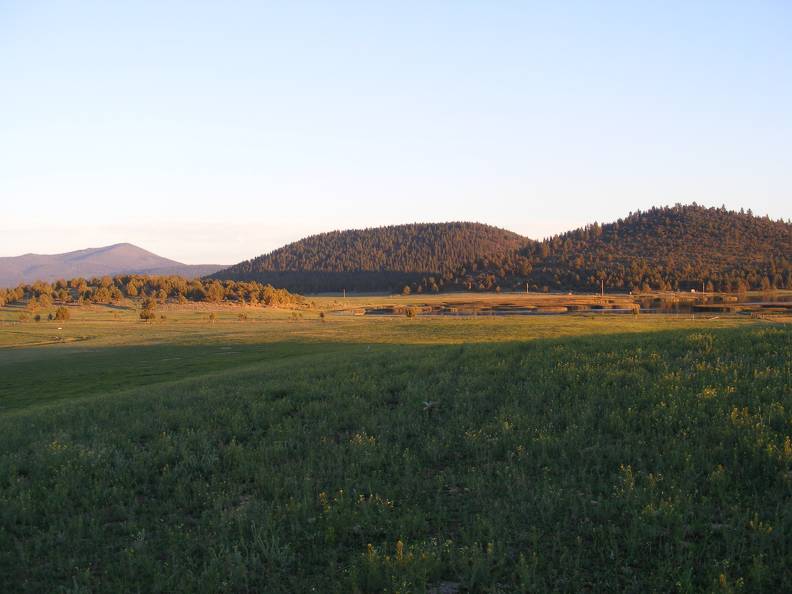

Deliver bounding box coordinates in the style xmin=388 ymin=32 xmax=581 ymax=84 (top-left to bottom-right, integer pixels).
xmin=0 ymin=275 xmax=302 ymax=309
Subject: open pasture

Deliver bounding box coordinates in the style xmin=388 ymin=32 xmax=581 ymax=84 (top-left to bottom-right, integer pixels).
xmin=0 ymin=299 xmax=790 ymax=592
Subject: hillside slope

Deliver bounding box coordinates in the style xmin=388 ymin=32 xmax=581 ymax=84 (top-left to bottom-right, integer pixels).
xmin=0 ymin=243 xmax=227 ymax=287
xmin=214 ymin=206 xmax=792 ymax=294
xmin=213 ymin=223 xmax=529 ymax=292
xmin=527 ymin=204 xmax=792 ymax=291
xmin=425 ymin=205 xmax=792 ymax=293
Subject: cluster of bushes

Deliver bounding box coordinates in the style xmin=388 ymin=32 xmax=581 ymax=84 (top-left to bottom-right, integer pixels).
xmin=14 ymin=306 xmax=70 ymax=323
xmin=1 ymin=275 xmax=303 ymax=310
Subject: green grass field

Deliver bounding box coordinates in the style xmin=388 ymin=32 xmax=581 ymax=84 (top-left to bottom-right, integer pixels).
xmin=1 ymin=301 xmax=790 ymax=592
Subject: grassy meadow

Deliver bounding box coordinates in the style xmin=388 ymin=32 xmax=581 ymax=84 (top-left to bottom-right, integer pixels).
xmin=1 ymin=297 xmax=790 ymax=592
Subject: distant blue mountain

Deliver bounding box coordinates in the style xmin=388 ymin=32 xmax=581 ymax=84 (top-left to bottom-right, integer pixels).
xmin=0 ymin=243 xmax=227 ymax=287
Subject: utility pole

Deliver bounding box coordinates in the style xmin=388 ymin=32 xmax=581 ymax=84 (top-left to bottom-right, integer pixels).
xmin=601 ymin=279 xmax=604 ymax=298
xmin=526 ymin=282 xmax=529 ymax=294
xmin=343 ymin=288 xmax=346 ymax=299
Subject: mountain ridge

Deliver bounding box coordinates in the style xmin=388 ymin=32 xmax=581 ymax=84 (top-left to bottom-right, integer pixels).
xmin=0 ymin=243 xmax=227 ymax=287
xmin=5 ymin=205 xmax=791 ymax=292
xmin=212 ymin=205 xmax=792 ymax=293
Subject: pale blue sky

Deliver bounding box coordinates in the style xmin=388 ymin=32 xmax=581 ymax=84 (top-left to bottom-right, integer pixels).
xmin=2 ymin=1 xmax=791 ymax=263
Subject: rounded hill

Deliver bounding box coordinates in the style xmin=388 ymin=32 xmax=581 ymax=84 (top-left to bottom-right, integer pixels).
xmin=522 ymin=204 xmax=792 ymax=292
xmin=404 ymin=204 xmax=792 ymax=293
xmin=212 ymin=222 xmax=529 ymax=292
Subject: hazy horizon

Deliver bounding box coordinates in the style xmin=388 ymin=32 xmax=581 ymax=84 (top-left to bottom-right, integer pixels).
xmin=3 ymin=2 xmax=791 ymax=263
xmin=2 ymin=201 xmax=791 ymax=265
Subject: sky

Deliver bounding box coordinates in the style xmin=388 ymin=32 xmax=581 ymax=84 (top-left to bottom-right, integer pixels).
xmin=1 ymin=1 xmax=791 ymax=264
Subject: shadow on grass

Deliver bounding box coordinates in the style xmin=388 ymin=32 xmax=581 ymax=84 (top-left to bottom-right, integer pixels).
xmin=1 ymin=324 xmax=786 ymax=416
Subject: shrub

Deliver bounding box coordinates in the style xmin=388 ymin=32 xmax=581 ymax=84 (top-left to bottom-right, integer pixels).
xmin=54 ymin=306 xmax=70 ymax=321
xmin=139 ymin=297 xmax=157 ymax=321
